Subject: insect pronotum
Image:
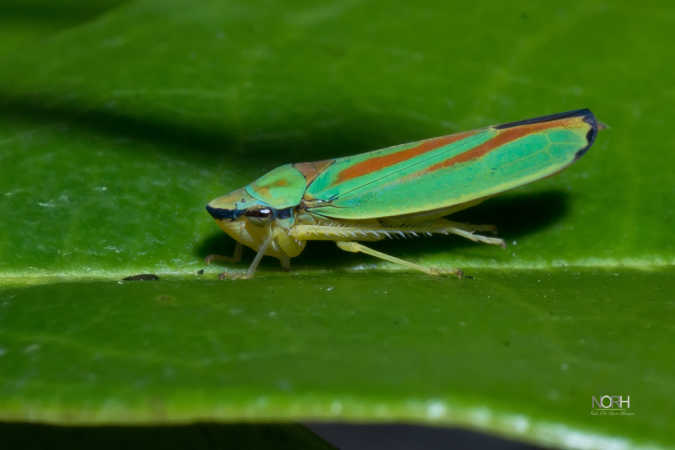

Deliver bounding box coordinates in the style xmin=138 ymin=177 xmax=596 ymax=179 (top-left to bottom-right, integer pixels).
xmin=206 ymin=109 xmax=599 ymax=279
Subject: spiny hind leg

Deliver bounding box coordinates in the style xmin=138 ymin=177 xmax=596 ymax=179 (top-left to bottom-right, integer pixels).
xmin=336 ymin=241 xmax=463 ymax=278
xmin=290 ymin=221 xmax=503 ymax=247
xmin=288 ymin=223 xmax=502 ymax=276
xmin=444 ymin=220 xmax=498 ymax=234
xmin=433 ymin=220 xmax=505 ymax=248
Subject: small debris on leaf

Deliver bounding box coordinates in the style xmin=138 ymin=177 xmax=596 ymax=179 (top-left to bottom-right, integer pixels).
xmin=122 ymin=274 xmax=160 ymax=281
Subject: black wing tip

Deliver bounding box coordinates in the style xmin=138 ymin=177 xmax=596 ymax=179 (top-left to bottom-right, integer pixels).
xmin=494 ymin=108 xmax=599 ymax=161
xmin=575 ymin=108 xmax=598 ymax=161
xmin=495 ymin=108 xmax=594 ymax=130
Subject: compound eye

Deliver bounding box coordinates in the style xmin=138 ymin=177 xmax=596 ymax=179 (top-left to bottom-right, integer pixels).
xmin=245 ymin=207 xmax=273 ymax=219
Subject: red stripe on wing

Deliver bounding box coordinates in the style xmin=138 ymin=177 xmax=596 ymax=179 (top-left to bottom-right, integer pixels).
xmin=421 ymin=117 xmax=583 ymax=175
xmin=333 ymin=130 xmax=477 ymax=184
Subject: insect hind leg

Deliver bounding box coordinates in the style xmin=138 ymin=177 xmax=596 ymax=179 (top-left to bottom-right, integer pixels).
xmin=336 ymin=241 xmax=463 ymax=278
xmin=433 ymin=220 xmax=506 ymax=248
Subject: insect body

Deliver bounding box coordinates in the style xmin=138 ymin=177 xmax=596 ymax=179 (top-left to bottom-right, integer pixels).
xmin=206 ymin=109 xmax=599 ymax=278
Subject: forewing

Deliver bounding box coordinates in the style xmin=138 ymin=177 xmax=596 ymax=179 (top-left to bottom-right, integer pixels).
xmin=304 ymin=109 xmax=598 ymax=220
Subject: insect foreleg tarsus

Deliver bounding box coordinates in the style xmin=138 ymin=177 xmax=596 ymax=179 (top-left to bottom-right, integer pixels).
xmin=215 ymin=228 xmax=276 ymax=280
xmin=241 ymin=228 xmax=275 ymax=279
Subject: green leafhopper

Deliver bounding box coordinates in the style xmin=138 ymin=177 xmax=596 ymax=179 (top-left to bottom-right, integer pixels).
xmin=206 ymin=109 xmax=599 ymax=278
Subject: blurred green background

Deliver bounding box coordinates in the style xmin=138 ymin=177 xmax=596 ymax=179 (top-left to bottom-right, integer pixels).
xmin=0 ymin=1 xmax=673 ymax=449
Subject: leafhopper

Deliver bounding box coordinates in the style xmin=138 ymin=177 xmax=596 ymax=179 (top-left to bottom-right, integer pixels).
xmin=206 ymin=109 xmax=599 ymax=278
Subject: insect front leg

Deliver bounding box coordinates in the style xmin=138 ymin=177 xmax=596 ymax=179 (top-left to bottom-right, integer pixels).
xmin=216 ymin=230 xmax=275 ymax=280
xmin=205 ymin=242 xmax=243 ymax=265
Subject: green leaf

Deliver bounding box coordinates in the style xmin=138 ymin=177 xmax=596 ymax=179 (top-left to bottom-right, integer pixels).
xmin=0 ymin=1 xmax=673 ymax=449
xmin=2 ymin=271 xmax=673 ymax=449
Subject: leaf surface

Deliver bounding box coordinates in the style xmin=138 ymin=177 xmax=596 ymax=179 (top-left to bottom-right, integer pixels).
xmin=0 ymin=1 xmax=673 ymax=449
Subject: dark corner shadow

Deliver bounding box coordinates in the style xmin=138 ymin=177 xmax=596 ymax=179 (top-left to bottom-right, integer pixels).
xmin=2 ymin=421 xmax=544 ymax=449
xmin=195 ymin=190 xmax=569 ymax=272
xmin=1 ymin=422 xmax=327 ymax=450
xmin=0 ymin=1 xmax=128 ymax=24
xmin=0 ymin=92 xmax=436 ymax=169
xmin=307 ymin=422 xmax=545 ymax=450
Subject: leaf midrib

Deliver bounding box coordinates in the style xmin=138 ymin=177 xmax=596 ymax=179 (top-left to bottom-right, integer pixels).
xmin=1 ymin=262 xmax=673 ymax=288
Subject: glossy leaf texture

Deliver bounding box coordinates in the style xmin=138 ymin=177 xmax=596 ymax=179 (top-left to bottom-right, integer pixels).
xmin=0 ymin=1 xmax=673 ymax=449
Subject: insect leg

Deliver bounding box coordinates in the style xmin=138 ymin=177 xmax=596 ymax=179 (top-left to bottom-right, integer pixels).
xmin=205 ymin=242 xmax=243 ymax=265
xmin=336 ymin=241 xmax=462 ymax=278
xmin=217 ymin=231 xmax=274 ymax=280
xmin=448 ymin=227 xmax=505 ymax=247
xmin=242 ymin=231 xmax=275 ymax=279
xmin=291 ymin=222 xmax=503 ymax=247
xmin=443 ymin=220 xmax=498 ymax=234
xmin=439 ymin=220 xmax=505 ymax=247
xmin=279 ymin=254 xmax=291 ymax=271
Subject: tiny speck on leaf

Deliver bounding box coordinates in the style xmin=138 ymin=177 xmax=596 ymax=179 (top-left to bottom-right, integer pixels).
xmin=122 ymin=274 xmax=159 ymax=281
xmin=197 ymin=269 xmax=204 ymax=275
xmin=155 ymin=294 xmax=175 ymax=305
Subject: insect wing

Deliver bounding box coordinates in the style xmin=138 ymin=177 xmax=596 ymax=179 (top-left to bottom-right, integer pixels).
xmin=304 ymin=109 xmax=598 ymax=220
